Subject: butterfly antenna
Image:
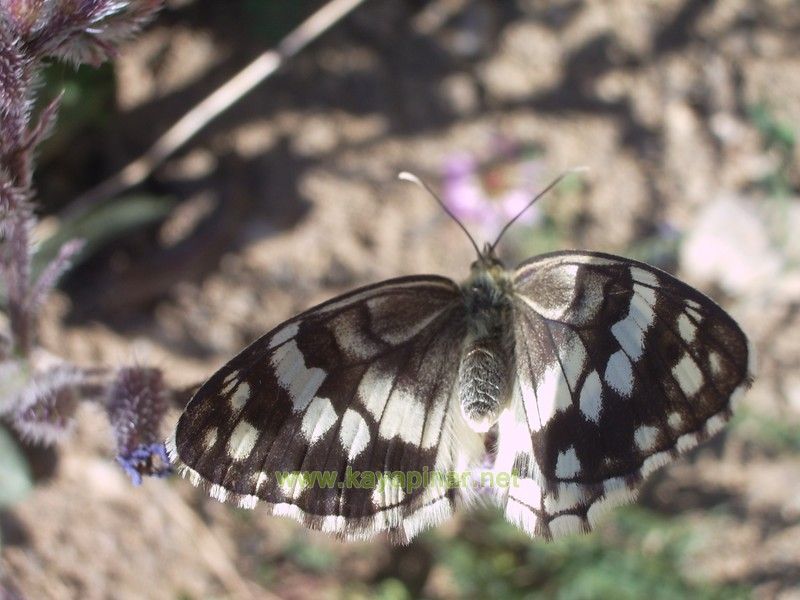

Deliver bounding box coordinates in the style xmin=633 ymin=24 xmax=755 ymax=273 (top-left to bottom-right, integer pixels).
xmin=489 ymin=166 xmax=589 ymax=252
xmin=398 ymin=171 xmax=483 ymax=259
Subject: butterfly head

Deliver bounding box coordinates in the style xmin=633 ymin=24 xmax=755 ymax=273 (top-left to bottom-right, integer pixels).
xmin=470 ymin=242 xmax=506 ymax=276
xmin=463 ymin=243 xmax=512 ymax=330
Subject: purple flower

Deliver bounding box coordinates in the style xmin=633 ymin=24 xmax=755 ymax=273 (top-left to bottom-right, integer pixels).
xmin=441 ymin=142 xmax=544 ymax=243
xmin=107 ymin=366 xmax=171 ymax=484
xmin=0 ymin=0 xmax=166 ymax=487
xmin=11 ymin=363 xmax=81 ymax=444
xmin=4 ymin=0 xmax=164 ymax=67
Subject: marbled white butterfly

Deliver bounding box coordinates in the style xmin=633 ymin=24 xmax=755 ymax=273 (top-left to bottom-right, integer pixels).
xmin=167 ymin=172 xmax=754 ymax=543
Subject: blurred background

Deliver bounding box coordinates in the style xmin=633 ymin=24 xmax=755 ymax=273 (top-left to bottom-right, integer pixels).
xmin=2 ymin=0 xmax=799 ymax=598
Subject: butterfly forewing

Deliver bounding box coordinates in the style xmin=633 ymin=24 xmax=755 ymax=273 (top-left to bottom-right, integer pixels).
xmin=168 ymin=276 xmax=485 ymax=542
xmin=169 ymin=244 xmax=754 ymax=543
xmin=498 ymin=251 xmax=754 ymax=538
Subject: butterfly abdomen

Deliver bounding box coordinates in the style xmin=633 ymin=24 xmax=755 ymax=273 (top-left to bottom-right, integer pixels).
xmin=458 ymin=335 xmax=510 ymax=432
xmin=459 ymin=262 xmax=515 ymax=432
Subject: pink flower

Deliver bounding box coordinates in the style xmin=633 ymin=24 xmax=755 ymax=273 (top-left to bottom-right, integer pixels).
xmin=441 ymin=143 xmax=543 ymax=243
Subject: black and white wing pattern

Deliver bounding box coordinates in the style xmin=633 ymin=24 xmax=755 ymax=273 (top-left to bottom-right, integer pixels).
xmin=167 ymin=276 xmax=484 ymax=543
xmin=497 ymin=251 xmax=754 ymax=539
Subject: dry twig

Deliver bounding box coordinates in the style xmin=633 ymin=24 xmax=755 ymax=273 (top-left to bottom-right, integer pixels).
xmin=64 ymin=0 xmax=370 ymax=219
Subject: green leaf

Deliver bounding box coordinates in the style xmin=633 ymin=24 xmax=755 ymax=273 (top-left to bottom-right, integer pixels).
xmin=33 ymin=194 xmax=175 ymax=276
xmin=0 ymin=424 xmax=32 ymax=508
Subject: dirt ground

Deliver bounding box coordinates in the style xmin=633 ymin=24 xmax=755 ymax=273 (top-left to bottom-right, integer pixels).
xmin=3 ymin=0 xmax=800 ymax=598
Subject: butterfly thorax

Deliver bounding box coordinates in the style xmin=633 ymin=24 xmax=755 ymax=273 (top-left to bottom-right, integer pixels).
xmin=457 ymin=251 xmax=515 ymax=433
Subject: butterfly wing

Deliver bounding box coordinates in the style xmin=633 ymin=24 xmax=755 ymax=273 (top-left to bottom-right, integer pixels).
xmin=168 ymin=276 xmax=484 ymax=542
xmin=497 ymin=251 xmax=754 ymax=538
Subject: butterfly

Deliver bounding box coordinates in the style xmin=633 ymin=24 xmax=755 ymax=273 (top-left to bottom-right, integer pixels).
xmin=167 ymin=171 xmax=754 ymax=543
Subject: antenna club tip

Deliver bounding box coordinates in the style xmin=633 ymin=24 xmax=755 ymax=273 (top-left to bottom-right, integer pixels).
xmin=397 ymin=171 xmax=421 ymax=184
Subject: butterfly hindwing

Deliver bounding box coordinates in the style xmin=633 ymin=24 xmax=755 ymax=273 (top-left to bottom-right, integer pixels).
xmin=168 ymin=276 xmax=485 ymax=542
xmin=498 ymin=251 xmax=754 ymax=538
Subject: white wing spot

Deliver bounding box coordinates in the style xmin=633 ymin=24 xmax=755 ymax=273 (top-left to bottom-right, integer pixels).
xmin=357 ymin=363 xmax=395 ymax=419
xmin=630 ymin=267 xmax=659 ymax=288
xmin=677 ymin=313 xmax=697 ymax=343
xmin=221 ymin=372 xmax=238 ymax=395
xmin=280 ymin=472 xmax=309 ymax=500
xmin=667 ymin=412 xmax=684 ymax=430
xmin=731 ymin=385 xmax=747 ymax=411
xmin=378 ymin=389 xmax=425 ymax=446
xmin=634 ymin=283 xmax=657 ymax=308
xmin=686 ymin=306 xmax=703 ymax=321
xmin=672 ymin=353 xmax=703 ymax=397
xmin=706 ymin=413 xmax=728 ymax=435
xmin=676 ymin=431 xmax=699 ymax=453
xmin=204 ymin=427 xmax=218 ymax=449
xmin=506 ymin=497 xmax=539 ymax=536
xmin=512 ymin=478 xmax=543 ymax=507
xmin=188 ymin=469 xmax=201 ymax=488
xmin=269 ymin=322 xmax=299 ymax=348
xmin=604 ymin=350 xmax=634 ymax=397
xmin=238 ymin=495 xmax=258 ymax=509
xmin=320 ymin=515 xmax=347 ymax=534
xmin=555 ymin=446 xmax=581 ymax=478
xmin=611 ymin=284 xmax=657 ymax=362
xmin=519 ymin=378 xmax=543 ymax=431
xmin=534 ymin=361 xmax=573 ymax=424
xmin=587 ymin=497 xmax=614 ymax=528
xmin=642 ymin=451 xmax=672 ymax=476
xmin=550 ymin=514 xmax=584 ymax=537
xmin=544 ymin=482 xmax=586 ymax=514
xmin=230 ymin=381 xmax=250 ymax=411
xmin=271 ymin=340 xmax=327 ymax=412
xmin=602 ymin=476 xmax=628 ymax=497
xmin=300 ymin=396 xmax=338 ymax=443
xmin=252 ymin=470 xmax=270 ymax=492
xmin=420 ymin=385 xmax=449 ymax=450
xmin=371 ymin=475 xmax=406 ymax=508
xmin=227 ymin=420 xmax=260 ymax=460
xmin=209 ymin=484 xmax=229 ymax=503
xmin=561 ymin=334 xmax=588 ymax=390
xmin=611 ymin=315 xmax=643 ymax=363
xmin=340 ymin=409 xmax=370 ymax=460
xmin=634 ymin=425 xmax=660 ymax=452
xmin=579 ymin=370 xmax=603 ymax=423
xmin=495 ymin=406 xmax=535 ymax=477
xmin=709 ymin=352 xmax=723 ymax=375
xmin=399 ymin=495 xmax=453 ymax=542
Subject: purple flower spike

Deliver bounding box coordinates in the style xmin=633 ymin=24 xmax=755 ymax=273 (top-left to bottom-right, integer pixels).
xmin=11 ymin=362 xmax=83 ymax=444
xmin=107 ymin=366 xmax=170 ymax=484
xmin=0 ymin=0 xmax=166 ymax=483
xmin=13 ymin=381 xmax=79 ymax=444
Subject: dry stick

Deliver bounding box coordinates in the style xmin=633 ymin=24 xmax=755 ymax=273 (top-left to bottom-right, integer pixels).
xmin=64 ymin=0 xmax=369 ymax=220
